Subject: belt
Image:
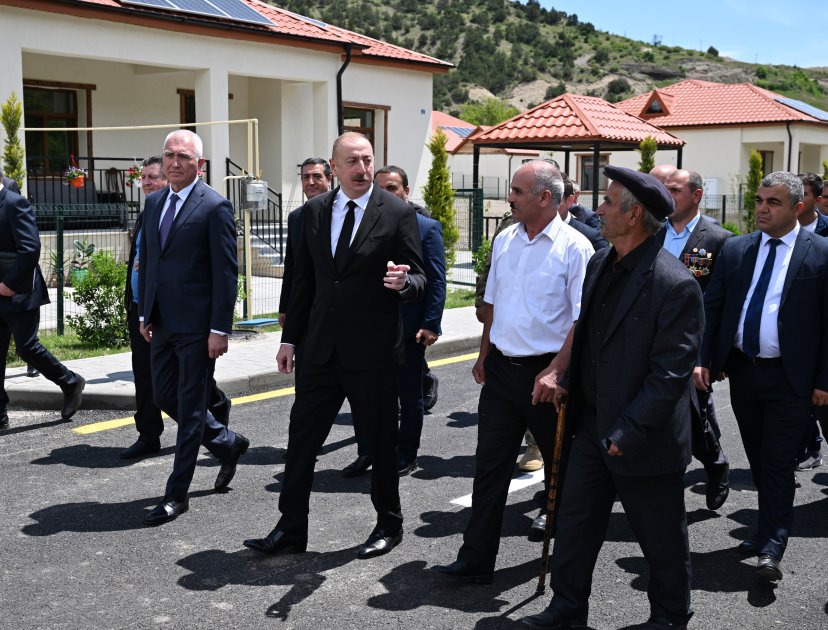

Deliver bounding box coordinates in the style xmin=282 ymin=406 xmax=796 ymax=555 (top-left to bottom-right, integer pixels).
xmin=492 ymin=347 xmax=555 ymax=367
xmin=733 ymin=347 xmax=782 ymax=367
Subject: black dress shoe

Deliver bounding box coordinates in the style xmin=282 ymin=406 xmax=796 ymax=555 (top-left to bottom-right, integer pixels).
xmin=398 ymin=457 xmax=418 ymax=476
xmin=423 ymin=372 xmax=439 ymax=411
xmin=121 ymin=437 xmax=161 ymax=459
xmin=357 ymin=529 xmax=403 ymax=559
xmin=643 ymin=616 xmax=688 ymax=629
xmin=342 ymin=455 xmax=372 ymax=477
xmin=26 ymin=365 xmax=39 ymax=377
xmin=737 ymin=537 xmax=760 ymax=555
xmin=61 ymin=375 xmax=85 ymax=421
xmin=0 ymin=410 xmax=8 ymax=431
xmin=430 ymin=560 xmax=493 ymax=585
xmin=705 ymin=463 xmax=730 ymax=510
xmin=211 ymin=397 xmax=231 ymax=427
xmin=528 ymin=511 xmax=549 ymax=542
xmin=215 ymin=433 xmax=249 ymax=490
xmin=757 ymin=554 xmax=783 ymax=582
xmin=243 ymin=528 xmax=308 ymax=554
xmin=145 ymin=497 xmax=189 ymax=526
xmin=520 ymin=605 xmax=587 ymax=628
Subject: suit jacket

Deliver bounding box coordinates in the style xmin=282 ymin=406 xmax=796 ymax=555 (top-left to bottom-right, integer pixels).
xmin=569 ymin=203 xmax=600 ymax=231
xmin=2 ymin=176 xmax=21 ymax=194
xmin=814 ymin=212 xmax=828 ymax=237
xmin=138 ymin=180 xmax=238 ymax=334
xmin=658 ymin=215 xmax=733 ymax=293
xmin=568 ymin=215 xmax=608 ymax=250
xmin=699 ymin=229 xmax=828 ymax=398
xmin=401 ymin=213 xmax=446 ymax=338
xmin=282 ymin=186 xmax=426 ymax=370
xmin=278 ymin=206 xmax=304 ymax=314
xmin=124 ymin=211 xmax=144 ymax=309
xmin=0 ymin=187 xmax=49 ymax=313
xmin=563 ymin=237 xmax=704 ymax=476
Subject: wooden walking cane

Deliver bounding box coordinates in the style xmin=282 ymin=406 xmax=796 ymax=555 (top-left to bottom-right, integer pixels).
xmin=537 ymin=400 xmax=567 ymax=593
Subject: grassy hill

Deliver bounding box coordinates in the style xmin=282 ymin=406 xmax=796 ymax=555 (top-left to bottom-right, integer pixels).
xmin=274 ymin=0 xmax=828 ymax=115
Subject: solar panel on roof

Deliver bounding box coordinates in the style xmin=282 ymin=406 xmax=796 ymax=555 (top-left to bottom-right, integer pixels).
xmin=441 ymin=125 xmax=475 ymax=138
xmin=122 ymin=0 xmax=274 ymax=27
xmin=775 ymin=96 xmax=828 ymax=122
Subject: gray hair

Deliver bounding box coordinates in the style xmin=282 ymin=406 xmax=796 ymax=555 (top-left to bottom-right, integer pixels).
xmin=762 ymin=171 xmax=804 ymax=206
xmin=164 ymin=129 xmax=203 ymax=159
xmin=526 ymin=160 xmax=564 ymax=206
xmin=619 ymin=186 xmax=663 ymax=235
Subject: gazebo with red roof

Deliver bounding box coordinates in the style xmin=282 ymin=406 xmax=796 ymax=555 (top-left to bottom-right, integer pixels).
xmin=470 ymin=93 xmax=685 ymax=210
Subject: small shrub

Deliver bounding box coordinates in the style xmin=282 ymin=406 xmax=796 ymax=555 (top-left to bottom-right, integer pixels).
xmin=472 ymin=239 xmax=491 ymax=276
xmin=67 ymin=251 xmax=128 ymax=347
xmin=721 ymin=222 xmax=741 ymax=235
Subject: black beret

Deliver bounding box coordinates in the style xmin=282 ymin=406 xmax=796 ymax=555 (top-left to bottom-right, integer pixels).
xmin=603 ymin=165 xmax=674 ymax=221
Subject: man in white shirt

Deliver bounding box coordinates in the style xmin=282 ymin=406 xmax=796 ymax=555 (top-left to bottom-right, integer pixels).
xmin=431 ymin=160 xmax=593 ymax=584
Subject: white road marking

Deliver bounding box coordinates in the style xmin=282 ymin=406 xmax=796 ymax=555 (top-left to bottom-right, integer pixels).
xmin=450 ymin=469 xmax=545 ymax=507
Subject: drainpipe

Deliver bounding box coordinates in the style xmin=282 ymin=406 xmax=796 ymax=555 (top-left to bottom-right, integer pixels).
xmin=337 ymin=44 xmax=352 ymax=136
xmin=786 ymin=122 xmax=792 ymax=172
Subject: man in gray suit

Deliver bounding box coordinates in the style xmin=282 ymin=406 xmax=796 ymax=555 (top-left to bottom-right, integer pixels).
xmin=522 ymin=166 xmax=703 ymax=630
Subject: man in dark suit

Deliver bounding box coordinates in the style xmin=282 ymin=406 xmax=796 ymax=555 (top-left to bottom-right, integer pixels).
xmin=662 ymin=168 xmax=733 ymax=511
xmin=243 ymin=132 xmax=425 ymax=559
xmin=122 ymin=155 xmax=231 ymax=459
xmin=0 ymin=171 xmax=85 ymax=431
xmin=696 ymin=171 xmax=828 ymax=582
xmin=560 ymin=173 xmax=607 ymax=251
xmin=522 ymin=166 xmax=702 ymax=630
xmin=568 ymin=180 xmax=600 ymax=231
xmin=138 ymin=130 xmax=249 ymax=526
xmin=794 ymin=172 xmax=827 ymax=471
xmin=278 ymin=157 xmax=333 ymax=328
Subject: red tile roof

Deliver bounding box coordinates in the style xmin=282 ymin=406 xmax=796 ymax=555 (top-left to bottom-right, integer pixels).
xmin=471 ymin=94 xmax=683 ymax=147
xmin=616 ymin=80 xmax=825 ymax=127
xmin=28 ymin=0 xmax=451 ymax=70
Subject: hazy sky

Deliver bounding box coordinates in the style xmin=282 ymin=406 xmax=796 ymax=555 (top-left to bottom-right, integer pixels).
xmin=539 ymin=1 xmax=828 ymax=68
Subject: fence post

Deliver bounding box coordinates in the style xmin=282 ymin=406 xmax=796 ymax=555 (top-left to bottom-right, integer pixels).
xmin=57 ymin=209 xmax=65 ymax=336
xmin=472 ymin=188 xmax=484 ymax=252
xmin=721 ymin=195 xmax=727 ymax=225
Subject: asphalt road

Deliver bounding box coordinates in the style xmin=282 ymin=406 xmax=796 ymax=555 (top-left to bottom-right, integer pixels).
xmin=1 ymin=354 xmax=826 ymax=630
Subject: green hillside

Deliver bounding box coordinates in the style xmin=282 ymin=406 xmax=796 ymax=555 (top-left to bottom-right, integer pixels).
xmin=274 ymin=0 xmax=828 ymax=114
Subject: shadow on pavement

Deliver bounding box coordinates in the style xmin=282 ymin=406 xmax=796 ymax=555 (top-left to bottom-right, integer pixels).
xmin=446 ymin=411 xmax=478 ymax=428
xmin=410 ymin=453 xmax=475 ymax=480
xmin=30 ymin=443 xmax=176 ymax=468
xmin=414 ymin=499 xmax=538 ymax=540
xmin=265 ymin=468 xmax=371 ymax=496
xmin=1 ymin=417 xmax=71 ymax=436
xmin=21 ymin=489 xmax=215 ymax=535
xmin=176 ymin=545 xmax=359 ymax=621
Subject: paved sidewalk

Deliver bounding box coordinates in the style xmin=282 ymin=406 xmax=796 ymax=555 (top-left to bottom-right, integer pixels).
xmin=5 ymin=306 xmax=483 ymax=411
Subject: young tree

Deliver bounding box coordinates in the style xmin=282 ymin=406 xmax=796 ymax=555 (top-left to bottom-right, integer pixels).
xmin=423 ymin=128 xmax=459 ymax=268
xmin=1 ymin=92 xmax=25 ymax=188
xmin=743 ymin=150 xmax=763 ymax=232
xmin=637 ymin=136 xmax=657 ymax=173
xmin=822 ymin=159 xmax=828 ymax=179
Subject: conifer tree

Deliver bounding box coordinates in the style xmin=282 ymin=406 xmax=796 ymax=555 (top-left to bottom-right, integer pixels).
xmin=423 ymin=128 xmax=459 ymax=268
xmin=1 ymin=92 xmax=25 ymax=188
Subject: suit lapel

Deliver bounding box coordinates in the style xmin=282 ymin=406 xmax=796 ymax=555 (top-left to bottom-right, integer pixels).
xmin=735 ymin=232 xmax=762 ymax=301
xmin=163 ymin=181 xmax=203 ymax=251
xmin=319 ymin=189 xmax=337 ymax=272
xmin=603 ymin=238 xmax=661 ymax=344
xmin=681 ymin=217 xmax=707 ymax=256
xmin=579 ymin=249 xmax=611 ymax=325
xmin=781 ymin=230 xmax=811 ymax=305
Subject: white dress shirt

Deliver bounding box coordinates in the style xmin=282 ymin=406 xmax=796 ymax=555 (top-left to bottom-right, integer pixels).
xmin=802 ymin=215 xmax=818 ymax=233
xmin=484 ymin=216 xmax=593 ymax=356
xmin=331 ymin=186 xmax=371 ymax=255
xmin=733 ymin=225 xmax=799 ymax=358
xmin=158 ymin=177 xmax=198 ymax=229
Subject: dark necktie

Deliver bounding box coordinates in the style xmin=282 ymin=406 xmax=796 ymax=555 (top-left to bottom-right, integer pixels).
xmin=159 ymin=193 xmax=179 ymax=249
xmin=742 ymin=238 xmax=782 ymax=358
xmin=334 ymin=200 xmax=356 ymax=272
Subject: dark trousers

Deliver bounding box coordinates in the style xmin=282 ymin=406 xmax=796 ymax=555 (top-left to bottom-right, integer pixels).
xmin=129 ymin=303 xmax=229 ymax=440
xmin=457 ymin=348 xmax=558 ymax=573
xmin=548 ymin=411 xmax=691 ymax=625
xmin=691 ymin=387 xmax=728 ymax=479
xmin=798 ymin=412 xmax=824 ymax=457
xmin=726 ymin=350 xmax=811 ymax=560
xmin=0 ymin=307 xmax=77 ymax=409
xmin=398 ymin=337 xmax=426 ymax=460
xmin=150 ymin=317 xmax=236 ymax=500
xmin=277 ymin=355 xmax=402 ymax=537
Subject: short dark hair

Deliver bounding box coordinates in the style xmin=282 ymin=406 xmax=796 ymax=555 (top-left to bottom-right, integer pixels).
xmin=561 ymin=172 xmax=573 ymax=198
xmin=686 ymin=171 xmax=704 ymax=194
xmin=301 ymin=157 xmax=331 ymax=178
xmin=799 ymin=172 xmax=823 ymax=198
xmin=375 ymin=165 xmax=408 ymax=189
xmin=142 ymin=155 xmax=163 ymax=168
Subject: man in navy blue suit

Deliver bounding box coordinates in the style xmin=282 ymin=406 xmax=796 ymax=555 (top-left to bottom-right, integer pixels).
xmin=373 ymin=165 xmax=446 ymax=476
xmin=138 ymin=130 xmax=248 ymax=526
xmin=696 ymin=171 xmax=828 ymax=581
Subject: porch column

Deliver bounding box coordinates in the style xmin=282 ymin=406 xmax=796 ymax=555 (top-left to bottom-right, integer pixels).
xmin=281 ymin=82 xmax=315 ymax=199
xmin=194 ymin=67 xmax=230 ymax=186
